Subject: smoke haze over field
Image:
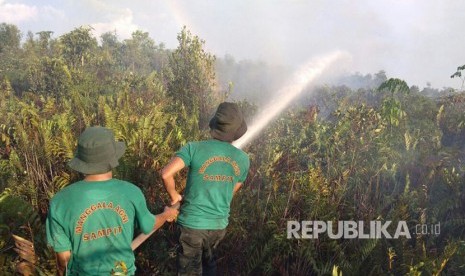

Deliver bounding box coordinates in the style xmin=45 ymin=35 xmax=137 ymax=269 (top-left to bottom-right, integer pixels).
xmin=1 ymin=0 xmax=465 ymax=89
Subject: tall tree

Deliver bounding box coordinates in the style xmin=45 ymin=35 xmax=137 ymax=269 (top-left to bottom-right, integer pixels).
xmin=122 ymin=30 xmax=158 ymax=74
xmin=59 ymin=26 xmax=97 ymax=70
xmin=100 ymin=31 xmax=123 ymax=69
xmin=451 ymin=64 xmax=465 ymax=90
xmin=59 ymin=27 xmax=102 ymax=98
xmin=0 ymin=23 xmax=21 ymax=53
xmin=167 ymin=27 xmax=220 ymax=129
xmin=0 ymin=23 xmax=25 ymax=94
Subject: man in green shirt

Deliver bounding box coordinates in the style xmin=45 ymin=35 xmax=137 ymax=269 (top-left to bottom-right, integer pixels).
xmin=46 ymin=126 xmax=178 ymax=275
xmin=161 ymin=102 xmax=250 ymax=275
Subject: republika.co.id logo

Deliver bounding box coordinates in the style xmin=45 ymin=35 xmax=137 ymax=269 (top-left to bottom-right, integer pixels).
xmin=287 ymin=220 xmax=440 ymax=239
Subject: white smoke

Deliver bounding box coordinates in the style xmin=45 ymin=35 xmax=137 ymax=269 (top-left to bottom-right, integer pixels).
xmin=233 ymin=50 xmax=352 ymax=149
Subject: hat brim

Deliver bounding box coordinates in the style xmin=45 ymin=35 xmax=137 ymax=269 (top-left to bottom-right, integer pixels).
xmin=210 ymin=118 xmax=247 ymax=142
xmin=68 ymin=141 xmax=126 ymax=175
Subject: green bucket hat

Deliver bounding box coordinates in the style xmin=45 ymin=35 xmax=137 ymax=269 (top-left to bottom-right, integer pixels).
xmin=209 ymin=102 xmax=247 ymax=142
xmin=68 ymin=126 xmax=126 ymax=175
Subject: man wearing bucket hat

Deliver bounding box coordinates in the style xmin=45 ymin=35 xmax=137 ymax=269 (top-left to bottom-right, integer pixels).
xmin=161 ymin=102 xmax=250 ymax=275
xmin=46 ymin=126 xmax=178 ymax=275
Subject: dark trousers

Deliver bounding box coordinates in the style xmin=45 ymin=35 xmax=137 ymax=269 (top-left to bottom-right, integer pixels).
xmin=177 ymin=226 xmax=227 ymax=276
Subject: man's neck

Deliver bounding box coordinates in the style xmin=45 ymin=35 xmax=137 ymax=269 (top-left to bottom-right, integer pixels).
xmin=211 ymin=138 xmax=233 ymax=144
xmin=84 ymin=171 xmax=113 ymax=182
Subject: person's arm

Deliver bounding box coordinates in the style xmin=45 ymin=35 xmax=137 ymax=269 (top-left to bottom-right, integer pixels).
xmin=154 ymin=206 xmax=179 ymax=230
xmin=233 ymin=182 xmax=243 ymax=196
xmin=131 ymin=206 xmax=179 ymax=251
xmin=55 ymin=251 xmax=71 ymax=276
xmin=161 ymin=157 xmax=185 ymax=204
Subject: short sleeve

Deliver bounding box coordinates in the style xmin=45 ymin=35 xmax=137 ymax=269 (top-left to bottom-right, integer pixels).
xmin=133 ymin=188 xmax=156 ymax=234
xmin=238 ymin=157 xmax=250 ymax=183
xmin=175 ymin=143 xmax=192 ymax=167
xmin=46 ymin=203 xmax=72 ymax=252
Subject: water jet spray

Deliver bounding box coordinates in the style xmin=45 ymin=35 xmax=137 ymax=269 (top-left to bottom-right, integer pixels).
xmin=233 ymin=50 xmax=351 ymax=149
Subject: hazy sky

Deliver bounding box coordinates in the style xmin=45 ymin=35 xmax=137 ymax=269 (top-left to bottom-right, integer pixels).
xmin=1 ymin=0 xmax=464 ymax=89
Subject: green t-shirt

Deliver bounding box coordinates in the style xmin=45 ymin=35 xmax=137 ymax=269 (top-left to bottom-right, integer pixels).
xmin=176 ymin=139 xmax=250 ymax=229
xmin=46 ymin=179 xmax=156 ymax=275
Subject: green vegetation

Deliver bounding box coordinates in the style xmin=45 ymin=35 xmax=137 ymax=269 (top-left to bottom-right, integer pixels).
xmin=1 ymin=22 xmax=465 ymax=275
